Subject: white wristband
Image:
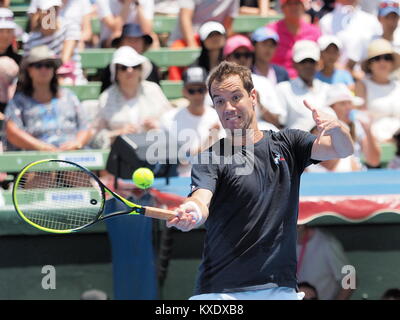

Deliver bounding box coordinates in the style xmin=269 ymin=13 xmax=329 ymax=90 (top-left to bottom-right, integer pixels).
xmin=183 ymin=201 xmax=202 ymax=225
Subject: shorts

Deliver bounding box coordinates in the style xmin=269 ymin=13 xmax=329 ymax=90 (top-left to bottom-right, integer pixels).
xmin=189 ymin=287 xmax=305 ymax=300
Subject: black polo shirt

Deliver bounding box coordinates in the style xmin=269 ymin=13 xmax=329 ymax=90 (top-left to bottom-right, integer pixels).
xmin=189 ymin=129 xmax=317 ymax=295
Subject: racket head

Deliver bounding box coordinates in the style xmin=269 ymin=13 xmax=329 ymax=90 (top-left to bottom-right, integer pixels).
xmin=12 ymin=159 xmax=106 ymax=233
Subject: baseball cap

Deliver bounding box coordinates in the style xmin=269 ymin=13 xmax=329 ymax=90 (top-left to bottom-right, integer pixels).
xmin=293 ymin=40 xmax=320 ymax=63
xmin=110 ymin=46 xmax=153 ymax=82
xmin=251 ymin=27 xmax=279 ymax=43
xmin=318 ymin=35 xmax=342 ymax=51
xmin=378 ymin=0 xmax=400 ymax=17
xmin=223 ymin=35 xmax=254 ymax=57
xmin=198 ymin=21 xmax=226 ymax=42
xmin=325 ymin=83 xmax=364 ymax=107
xmin=182 ymin=66 xmax=208 ymax=85
xmin=0 ymin=8 xmax=17 ymax=30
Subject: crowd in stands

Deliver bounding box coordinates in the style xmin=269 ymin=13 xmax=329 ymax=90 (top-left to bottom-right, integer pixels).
xmin=0 ymin=0 xmax=400 ymax=300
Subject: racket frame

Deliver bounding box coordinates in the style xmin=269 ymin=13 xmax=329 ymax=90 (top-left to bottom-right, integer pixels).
xmin=12 ymin=159 xmax=146 ymax=233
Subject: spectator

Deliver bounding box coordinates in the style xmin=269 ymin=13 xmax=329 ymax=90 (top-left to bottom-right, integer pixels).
xmin=319 ymin=0 xmax=382 ymax=80
xmin=168 ymin=0 xmax=239 ymax=48
xmin=94 ymin=46 xmax=172 ymax=147
xmin=316 ymin=35 xmax=355 ymax=90
xmin=298 ymin=281 xmax=319 ymax=300
xmin=297 ymin=224 xmax=354 ymax=300
xmin=0 ymin=8 xmax=22 ymax=65
xmin=28 ymin=0 xmax=93 ymax=51
xmin=307 ymin=84 xmax=381 ymax=172
xmin=169 ymin=21 xmax=226 ymax=81
xmin=355 ymin=38 xmax=400 ymax=142
xmin=100 ymin=23 xmax=160 ymax=92
xmin=251 ymin=26 xmax=290 ymax=85
xmin=0 ymin=0 xmax=9 ymax=7
xmin=275 ymin=40 xmax=333 ymax=131
xmin=239 ymin=0 xmax=270 ymax=16
xmin=3 ymin=45 xmax=90 ymax=151
xmin=388 ymin=128 xmax=400 ymax=168
xmin=224 ymin=34 xmax=283 ymax=129
xmin=377 ymin=0 xmax=400 ymax=53
xmin=305 ymin=0 xmax=335 ymax=24
xmin=96 ymin=0 xmax=158 ymax=48
xmin=381 ymin=288 xmax=400 ymax=299
xmin=0 ymin=56 xmax=18 ymax=114
xmin=161 ymin=66 xmax=223 ymax=176
xmin=268 ymin=0 xmax=321 ymax=79
xmin=24 ymin=0 xmax=86 ymax=85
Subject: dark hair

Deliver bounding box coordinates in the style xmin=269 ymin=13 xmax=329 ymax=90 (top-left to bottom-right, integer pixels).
xmin=298 ymin=282 xmax=319 ymax=300
xmin=207 ymin=61 xmax=254 ymax=97
xmin=381 ymin=288 xmax=400 ymax=300
xmin=17 ymin=61 xmax=59 ymax=98
xmin=196 ymin=40 xmax=224 ymax=72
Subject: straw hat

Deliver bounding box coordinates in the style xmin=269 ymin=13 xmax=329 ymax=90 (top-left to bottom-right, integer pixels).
xmin=21 ymin=45 xmax=62 ymax=69
xmin=361 ymin=38 xmax=400 ymax=73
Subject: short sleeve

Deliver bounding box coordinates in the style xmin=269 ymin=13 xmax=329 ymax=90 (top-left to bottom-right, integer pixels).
xmin=280 ymin=129 xmax=318 ymax=171
xmin=4 ymin=96 xmax=24 ymax=128
xmin=178 ymin=0 xmax=195 ymax=10
xmin=189 ymin=152 xmax=220 ymax=196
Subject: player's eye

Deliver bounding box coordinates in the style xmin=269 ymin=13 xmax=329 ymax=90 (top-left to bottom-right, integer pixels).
xmin=231 ymin=94 xmax=242 ymax=104
xmin=213 ymin=98 xmax=225 ymax=107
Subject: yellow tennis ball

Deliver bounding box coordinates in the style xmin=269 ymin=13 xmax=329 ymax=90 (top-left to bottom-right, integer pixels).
xmin=132 ymin=167 xmax=154 ymax=189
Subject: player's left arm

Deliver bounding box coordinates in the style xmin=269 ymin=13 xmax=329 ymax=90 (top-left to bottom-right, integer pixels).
xmin=304 ymin=100 xmax=354 ymax=161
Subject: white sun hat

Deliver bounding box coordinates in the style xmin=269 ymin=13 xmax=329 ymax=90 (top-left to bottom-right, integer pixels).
xmin=109 ymin=46 xmax=153 ymax=82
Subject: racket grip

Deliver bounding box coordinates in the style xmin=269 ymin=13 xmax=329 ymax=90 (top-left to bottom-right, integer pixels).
xmin=144 ymin=206 xmax=177 ymax=220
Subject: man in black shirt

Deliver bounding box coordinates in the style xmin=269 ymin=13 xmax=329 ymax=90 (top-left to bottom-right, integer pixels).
xmin=167 ymin=61 xmax=354 ymax=299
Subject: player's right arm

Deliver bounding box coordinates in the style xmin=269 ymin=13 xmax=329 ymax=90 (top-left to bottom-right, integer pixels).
xmin=167 ymin=188 xmax=213 ymax=232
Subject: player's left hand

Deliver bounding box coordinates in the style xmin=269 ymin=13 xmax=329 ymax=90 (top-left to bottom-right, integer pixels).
xmin=304 ymin=100 xmax=343 ymax=144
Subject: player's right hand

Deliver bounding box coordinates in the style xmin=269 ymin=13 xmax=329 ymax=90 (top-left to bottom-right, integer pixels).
xmin=166 ymin=202 xmax=201 ymax=232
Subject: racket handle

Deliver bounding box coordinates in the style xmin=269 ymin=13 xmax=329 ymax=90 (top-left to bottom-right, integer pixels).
xmin=143 ymin=206 xmax=177 ymax=220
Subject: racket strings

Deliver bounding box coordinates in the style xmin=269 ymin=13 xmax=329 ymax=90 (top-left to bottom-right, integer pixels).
xmin=16 ymin=162 xmax=103 ymax=231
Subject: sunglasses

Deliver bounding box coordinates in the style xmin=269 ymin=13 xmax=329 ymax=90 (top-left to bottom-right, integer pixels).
xmin=232 ymin=52 xmax=253 ymax=60
xmin=117 ymin=64 xmax=142 ymax=71
xmin=369 ymin=54 xmax=394 ymax=63
xmin=29 ymin=62 xmax=54 ymax=69
xmin=298 ymin=58 xmax=317 ymax=64
xmin=187 ymin=87 xmax=207 ymax=95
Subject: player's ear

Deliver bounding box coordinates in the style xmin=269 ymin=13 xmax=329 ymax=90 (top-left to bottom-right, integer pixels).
xmin=250 ymin=88 xmax=258 ymax=109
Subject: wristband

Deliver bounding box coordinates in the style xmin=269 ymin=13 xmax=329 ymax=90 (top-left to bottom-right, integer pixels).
xmin=183 ymin=197 xmax=208 ymax=225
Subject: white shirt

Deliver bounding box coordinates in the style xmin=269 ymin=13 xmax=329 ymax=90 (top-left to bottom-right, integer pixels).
xmin=161 ymin=104 xmax=224 ymax=176
xmin=319 ymin=4 xmax=382 ymax=64
xmin=362 ymin=77 xmax=400 ymax=142
xmin=96 ymin=0 xmax=154 ymax=42
xmin=275 ymin=78 xmax=334 ymax=131
xmin=297 ymin=229 xmax=350 ymax=300
xmin=28 ymin=0 xmax=92 ymax=26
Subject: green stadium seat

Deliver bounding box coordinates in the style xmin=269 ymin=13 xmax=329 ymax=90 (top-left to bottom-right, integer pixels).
xmin=9 ymin=4 xmax=29 ymax=16
xmin=79 ymin=47 xmax=201 ymax=69
xmin=62 ymin=82 xmax=102 ymax=101
xmin=233 ymin=15 xmax=282 ymax=33
xmin=160 ymin=80 xmax=184 ymax=100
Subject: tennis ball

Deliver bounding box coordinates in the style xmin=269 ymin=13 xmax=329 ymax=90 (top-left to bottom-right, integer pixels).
xmin=132 ymin=167 xmax=154 ymax=189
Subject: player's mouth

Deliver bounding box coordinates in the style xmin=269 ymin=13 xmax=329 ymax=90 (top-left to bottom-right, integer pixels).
xmin=225 ymin=115 xmax=241 ymax=121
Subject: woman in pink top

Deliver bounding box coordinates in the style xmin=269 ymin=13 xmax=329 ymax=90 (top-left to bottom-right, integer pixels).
xmin=268 ymin=0 xmax=321 ymax=78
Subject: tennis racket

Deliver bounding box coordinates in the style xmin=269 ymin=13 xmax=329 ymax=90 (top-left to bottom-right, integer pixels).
xmin=12 ymin=159 xmax=177 ymax=234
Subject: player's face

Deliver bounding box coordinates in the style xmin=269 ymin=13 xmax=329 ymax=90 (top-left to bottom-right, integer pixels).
xmin=210 ymin=74 xmax=257 ymax=134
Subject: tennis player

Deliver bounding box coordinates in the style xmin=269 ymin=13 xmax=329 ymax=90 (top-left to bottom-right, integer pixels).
xmin=167 ymin=61 xmax=354 ymax=300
